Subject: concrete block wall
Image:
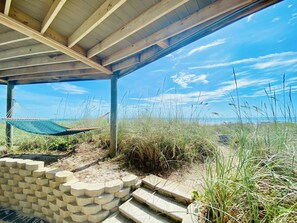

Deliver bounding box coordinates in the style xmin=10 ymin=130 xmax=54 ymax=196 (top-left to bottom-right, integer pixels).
xmin=0 ymin=158 xmax=140 ymax=223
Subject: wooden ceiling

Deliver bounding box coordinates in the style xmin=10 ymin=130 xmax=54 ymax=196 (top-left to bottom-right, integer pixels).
xmin=0 ymin=0 xmax=281 ymax=85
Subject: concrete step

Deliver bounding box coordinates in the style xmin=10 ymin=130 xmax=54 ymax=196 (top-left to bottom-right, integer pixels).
xmin=102 ymin=212 xmax=132 ymax=223
xmin=142 ymin=175 xmax=193 ymax=204
xmin=132 ymin=187 xmax=187 ymax=221
xmin=119 ymin=198 xmax=174 ymax=223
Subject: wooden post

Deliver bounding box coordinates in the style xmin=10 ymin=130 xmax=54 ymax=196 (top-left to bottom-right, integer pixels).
xmin=110 ymin=73 xmax=118 ymax=157
xmin=6 ymin=81 xmax=14 ymax=148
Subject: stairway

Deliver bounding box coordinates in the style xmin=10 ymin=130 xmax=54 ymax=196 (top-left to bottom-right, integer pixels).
xmin=103 ymin=175 xmax=194 ymax=223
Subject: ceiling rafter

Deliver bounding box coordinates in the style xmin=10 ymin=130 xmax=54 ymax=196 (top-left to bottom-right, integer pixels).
xmin=0 ymin=6 xmax=112 ymax=74
xmin=0 ymin=44 xmax=57 ymax=62
xmin=4 ymin=0 xmax=11 ymax=15
xmin=14 ymin=74 xmax=109 ymax=85
xmin=41 ymin=0 xmax=67 ymax=34
xmin=87 ymin=0 xmax=189 ymax=58
xmin=68 ymin=0 xmax=126 ymax=48
xmin=0 ymin=54 xmax=75 ymax=70
xmin=111 ymin=46 xmax=160 ymax=72
xmin=0 ymin=62 xmax=90 ymax=77
xmin=7 ymin=68 xmax=100 ymax=81
xmin=103 ymin=0 xmax=252 ymax=66
xmin=117 ymin=0 xmax=281 ymax=78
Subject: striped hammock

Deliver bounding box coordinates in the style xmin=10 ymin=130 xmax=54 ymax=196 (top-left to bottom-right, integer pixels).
xmin=3 ymin=118 xmax=98 ymax=136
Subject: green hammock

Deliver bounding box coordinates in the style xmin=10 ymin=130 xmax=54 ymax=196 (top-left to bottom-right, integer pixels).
xmin=3 ymin=118 xmax=98 ymax=136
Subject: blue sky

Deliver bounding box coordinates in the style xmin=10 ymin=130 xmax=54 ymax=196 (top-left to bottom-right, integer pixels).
xmin=1 ymin=0 xmax=297 ymax=120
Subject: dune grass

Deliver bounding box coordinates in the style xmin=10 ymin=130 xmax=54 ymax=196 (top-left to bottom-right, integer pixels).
xmin=0 ymin=74 xmax=296 ymax=222
xmin=118 ymin=117 xmax=217 ymax=172
xmin=194 ymin=74 xmax=297 ymax=222
xmin=0 ymin=117 xmax=218 ymax=173
xmin=196 ymin=122 xmax=297 ymax=223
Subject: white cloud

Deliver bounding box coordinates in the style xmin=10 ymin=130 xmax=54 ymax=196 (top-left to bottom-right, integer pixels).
xmin=277 ymin=38 xmax=286 ymax=43
xmin=50 ymin=83 xmax=88 ymax=95
xmin=288 ymin=13 xmax=297 ymax=24
xmin=288 ymin=77 xmax=297 ymax=82
xmin=252 ymin=58 xmax=297 ymax=69
xmin=288 ymin=4 xmax=292 ymax=8
xmin=189 ymin=52 xmax=296 ymax=69
xmin=171 ymin=72 xmax=208 ymax=88
xmin=186 ymin=39 xmax=226 ymax=56
xmin=164 ymin=87 xmax=176 ymax=93
xmin=133 ymin=77 xmax=275 ymax=104
xmin=272 ymin=17 xmax=280 ymax=22
xmin=247 ymin=14 xmax=254 ymax=22
xmin=151 ymin=69 xmax=171 ymax=73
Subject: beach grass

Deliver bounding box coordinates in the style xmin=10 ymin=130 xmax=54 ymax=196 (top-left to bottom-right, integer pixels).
xmin=0 ymin=74 xmax=296 ymax=222
xmin=196 ymin=122 xmax=297 ymax=223
xmin=193 ymin=74 xmax=297 ymax=223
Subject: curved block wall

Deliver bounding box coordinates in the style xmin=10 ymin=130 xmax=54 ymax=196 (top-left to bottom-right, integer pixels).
xmin=0 ymin=158 xmax=139 ymax=222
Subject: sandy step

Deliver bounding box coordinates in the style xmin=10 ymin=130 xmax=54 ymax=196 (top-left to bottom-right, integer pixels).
xmin=119 ymin=198 xmax=174 ymax=223
xmin=142 ymin=175 xmax=193 ymax=204
xmin=102 ymin=212 xmax=132 ymax=223
xmin=132 ymin=187 xmax=187 ymax=221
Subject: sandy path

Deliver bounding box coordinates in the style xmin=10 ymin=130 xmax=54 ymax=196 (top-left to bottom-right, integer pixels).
xmin=49 ymin=143 xmax=132 ymax=183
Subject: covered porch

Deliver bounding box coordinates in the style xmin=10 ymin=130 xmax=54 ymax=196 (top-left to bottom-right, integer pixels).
xmin=0 ymin=0 xmax=280 ymax=155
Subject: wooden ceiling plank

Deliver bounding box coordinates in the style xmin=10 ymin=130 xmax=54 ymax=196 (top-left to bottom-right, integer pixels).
xmin=8 ymin=7 xmax=88 ymax=56
xmin=0 ymin=44 xmax=58 ymax=61
xmin=4 ymin=0 xmax=11 ymax=15
xmin=41 ymin=0 xmax=67 ymax=34
xmin=7 ymin=68 xmax=99 ymax=81
xmin=103 ymin=0 xmax=251 ymax=66
xmin=0 ymin=12 xmax=112 ymax=74
xmin=0 ymin=30 xmax=31 ymax=46
xmin=87 ymin=0 xmax=189 ymax=58
xmin=68 ymin=0 xmax=126 ymax=47
xmin=0 ymin=62 xmax=90 ymax=77
xmin=0 ymin=54 xmax=76 ymax=70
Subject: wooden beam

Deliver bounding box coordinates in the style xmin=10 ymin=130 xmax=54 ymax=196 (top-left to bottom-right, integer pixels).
xmin=110 ymin=73 xmax=118 ymax=157
xmin=68 ymin=0 xmax=126 ymax=47
xmin=87 ymin=0 xmax=189 ymax=58
xmin=41 ymin=0 xmax=67 ymax=34
xmin=8 ymin=6 xmax=94 ymax=56
xmin=117 ymin=0 xmax=281 ymax=78
xmin=157 ymin=40 xmax=169 ymax=49
xmin=6 ymin=81 xmax=14 ymax=148
xmin=4 ymin=0 xmax=11 ymax=15
xmin=15 ymin=75 xmax=109 ymax=85
xmin=103 ymin=0 xmax=251 ymax=66
xmin=111 ymin=55 xmax=140 ymax=71
xmin=111 ymin=46 xmax=160 ymax=72
xmin=0 ymin=78 xmax=7 ymax=84
xmin=0 ymin=54 xmax=75 ymax=70
xmin=0 ymin=44 xmax=57 ymax=61
xmin=7 ymin=68 xmax=100 ymax=81
xmin=1 ymin=8 xmax=112 ymax=74
xmin=0 ymin=62 xmax=90 ymax=77
xmin=0 ymin=30 xmax=31 ymax=46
